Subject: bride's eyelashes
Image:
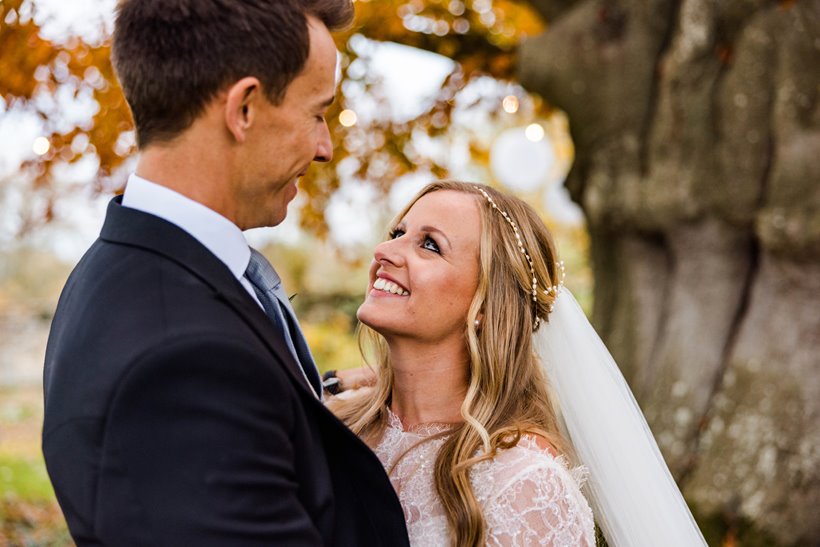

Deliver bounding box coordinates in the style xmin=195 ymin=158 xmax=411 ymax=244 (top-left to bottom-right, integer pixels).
xmin=388 ymin=227 xmax=441 ymax=254
xmin=421 ymin=235 xmax=440 ymax=254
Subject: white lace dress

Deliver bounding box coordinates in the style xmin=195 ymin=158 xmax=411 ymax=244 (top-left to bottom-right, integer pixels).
xmin=372 ymin=409 xmax=596 ymax=546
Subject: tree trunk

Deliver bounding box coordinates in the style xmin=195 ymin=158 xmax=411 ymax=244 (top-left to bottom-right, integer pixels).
xmin=519 ymin=0 xmax=819 ymax=543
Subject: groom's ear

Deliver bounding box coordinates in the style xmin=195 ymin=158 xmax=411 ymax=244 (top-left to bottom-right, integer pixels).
xmin=224 ymin=77 xmax=261 ymax=144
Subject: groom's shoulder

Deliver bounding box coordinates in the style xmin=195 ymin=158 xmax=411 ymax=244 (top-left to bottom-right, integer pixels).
xmin=69 ymin=235 xmax=220 ymax=296
xmin=64 ymin=239 xmax=184 ymax=303
xmin=59 ymin=236 xmax=250 ymax=338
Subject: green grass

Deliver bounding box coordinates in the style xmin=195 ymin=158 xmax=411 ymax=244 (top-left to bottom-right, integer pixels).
xmin=0 ymin=455 xmax=55 ymax=502
xmin=0 ymin=456 xmax=70 ymax=547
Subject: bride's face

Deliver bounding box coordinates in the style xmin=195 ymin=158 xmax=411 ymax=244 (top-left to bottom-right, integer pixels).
xmin=357 ymin=190 xmax=481 ymax=343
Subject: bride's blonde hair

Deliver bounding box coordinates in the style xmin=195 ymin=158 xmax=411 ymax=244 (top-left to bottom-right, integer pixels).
xmin=331 ymin=181 xmax=570 ymax=547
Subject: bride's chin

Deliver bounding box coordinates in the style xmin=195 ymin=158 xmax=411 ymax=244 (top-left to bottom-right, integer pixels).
xmin=357 ymin=314 xmax=392 ymax=338
xmin=355 ymin=307 xmax=378 ymax=330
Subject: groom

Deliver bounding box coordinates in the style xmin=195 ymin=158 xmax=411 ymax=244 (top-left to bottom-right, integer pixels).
xmin=42 ymin=1 xmax=409 ymax=545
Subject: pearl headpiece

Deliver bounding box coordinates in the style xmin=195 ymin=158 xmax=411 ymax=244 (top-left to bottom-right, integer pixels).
xmin=473 ymin=186 xmax=565 ymax=329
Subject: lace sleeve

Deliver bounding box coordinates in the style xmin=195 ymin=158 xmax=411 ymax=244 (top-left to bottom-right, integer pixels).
xmin=479 ymin=450 xmax=596 ymax=547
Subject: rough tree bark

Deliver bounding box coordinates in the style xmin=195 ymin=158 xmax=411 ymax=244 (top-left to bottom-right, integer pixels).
xmin=519 ymin=0 xmax=819 ymax=543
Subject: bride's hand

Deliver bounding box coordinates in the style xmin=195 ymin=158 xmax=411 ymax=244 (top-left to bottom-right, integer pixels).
xmin=335 ymin=367 xmax=376 ymax=391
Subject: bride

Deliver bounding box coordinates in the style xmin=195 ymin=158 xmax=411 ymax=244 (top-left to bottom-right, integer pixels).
xmin=329 ymin=181 xmax=706 ymax=546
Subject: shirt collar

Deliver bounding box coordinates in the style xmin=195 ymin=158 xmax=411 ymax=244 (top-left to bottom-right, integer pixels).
xmin=121 ymin=174 xmax=250 ymax=280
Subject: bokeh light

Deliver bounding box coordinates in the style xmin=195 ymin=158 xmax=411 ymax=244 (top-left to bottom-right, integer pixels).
xmin=32 ymin=136 xmax=51 ymax=156
xmin=525 ymin=123 xmax=544 ymax=142
xmin=338 ymin=109 xmax=358 ymax=127
xmin=502 ymin=95 xmax=519 ymax=114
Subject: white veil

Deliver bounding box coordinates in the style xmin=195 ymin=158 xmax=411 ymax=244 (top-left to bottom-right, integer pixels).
xmin=534 ymin=289 xmax=707 ymax=547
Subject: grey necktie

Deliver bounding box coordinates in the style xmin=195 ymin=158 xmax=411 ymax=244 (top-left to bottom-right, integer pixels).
xmin=245 ymin=248 xmax=322 ymax=398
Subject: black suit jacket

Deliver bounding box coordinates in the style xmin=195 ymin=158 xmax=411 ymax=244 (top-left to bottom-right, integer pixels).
xmin=42 ymin=197 xmax=409 ymax=546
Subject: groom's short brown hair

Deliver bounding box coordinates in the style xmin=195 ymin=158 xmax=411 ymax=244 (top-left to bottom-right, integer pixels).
xmin=112 ymin=0 xmax=353 ymax=148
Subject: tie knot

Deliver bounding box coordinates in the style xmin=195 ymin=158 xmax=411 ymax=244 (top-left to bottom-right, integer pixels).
xmin=246 ymin=248 xmax=281 ymax=293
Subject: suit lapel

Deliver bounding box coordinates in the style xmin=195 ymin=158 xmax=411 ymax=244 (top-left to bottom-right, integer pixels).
xmin=217 ymin=289 xmax=321 ymax=400
xmin=100 ymin=196 xmax=319 ymax=400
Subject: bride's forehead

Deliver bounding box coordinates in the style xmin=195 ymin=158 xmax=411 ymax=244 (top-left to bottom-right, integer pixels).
xmin=404 ymin=191 xmax=479 ymax=223
xmin=399 ymin=192 xmax=481 ymax=253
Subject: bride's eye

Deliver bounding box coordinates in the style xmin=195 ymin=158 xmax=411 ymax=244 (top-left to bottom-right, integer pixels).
xmin=422 ymin=236 xmax=440 ymax=254
xmin=388 ymin=228 xmax=405 ymax=239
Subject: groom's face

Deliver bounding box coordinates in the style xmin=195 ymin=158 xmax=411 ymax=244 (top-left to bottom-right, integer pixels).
xmin=234 ymin=17 xmax=337 ymax=229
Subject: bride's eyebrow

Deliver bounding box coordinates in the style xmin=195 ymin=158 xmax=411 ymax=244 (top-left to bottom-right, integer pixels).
xmin=419 ymin=225 xmax=451 ymax=250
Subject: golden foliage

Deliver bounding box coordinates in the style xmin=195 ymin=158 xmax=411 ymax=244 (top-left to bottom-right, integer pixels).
xmin=1 ymin=0 xmax=133 ymax=233
xmin=298 ymin=0 xmax=546 ymax=235
xmin=1 ymin=0 xmax=546 ymax=237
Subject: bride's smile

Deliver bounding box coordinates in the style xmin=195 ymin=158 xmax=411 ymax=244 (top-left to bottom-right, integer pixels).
xmin=357 ymin=190 xmax=481 ymax=344
xmin=371 ymin=275 xmax=410 ymax=296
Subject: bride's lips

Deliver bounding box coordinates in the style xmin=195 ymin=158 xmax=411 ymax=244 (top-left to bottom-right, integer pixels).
xmin=370 ymin=272 xmax=409 ymax=296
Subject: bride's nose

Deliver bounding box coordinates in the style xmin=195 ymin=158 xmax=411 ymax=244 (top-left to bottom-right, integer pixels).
xmin=373 ymin=238 xmax=406 ymax=268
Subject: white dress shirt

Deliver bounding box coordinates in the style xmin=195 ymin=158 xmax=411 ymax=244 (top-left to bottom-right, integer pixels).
xmin=121 ymin=174 xmax=262 ymax=307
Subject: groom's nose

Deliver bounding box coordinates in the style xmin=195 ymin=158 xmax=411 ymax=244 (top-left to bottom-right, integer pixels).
xmin=314 ymin=122 xmax=332 ymax=162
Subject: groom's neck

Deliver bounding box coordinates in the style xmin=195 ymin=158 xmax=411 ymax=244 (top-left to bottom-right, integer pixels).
xmin=134 ymin=112 xmax=238 ymax=222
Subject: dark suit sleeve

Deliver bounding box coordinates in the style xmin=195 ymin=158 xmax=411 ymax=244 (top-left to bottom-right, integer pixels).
xmin=96 ymin=335 xmax=322 ymax=546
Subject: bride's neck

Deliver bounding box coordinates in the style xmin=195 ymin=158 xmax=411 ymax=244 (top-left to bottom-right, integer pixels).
xmin=387 ymin=339 xmax=469 ymax=429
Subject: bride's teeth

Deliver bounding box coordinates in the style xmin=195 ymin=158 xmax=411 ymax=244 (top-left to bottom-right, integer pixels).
xmin=373 ymin=277 xmax=409 ymax=296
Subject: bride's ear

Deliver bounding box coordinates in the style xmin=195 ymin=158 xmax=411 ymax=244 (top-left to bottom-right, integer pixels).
xmin=224 ymin=77 xmax=261 ymax=143
xmin=474 ymin=312 xmax=484 ymax=330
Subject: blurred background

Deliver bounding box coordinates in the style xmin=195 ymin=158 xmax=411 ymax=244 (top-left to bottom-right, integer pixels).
xmin=0 ymin=0 xmax=817 ymax=545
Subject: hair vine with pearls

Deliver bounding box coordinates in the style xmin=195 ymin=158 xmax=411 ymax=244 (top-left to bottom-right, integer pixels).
xmin=472 ymin=186 xmax=565 ymax=329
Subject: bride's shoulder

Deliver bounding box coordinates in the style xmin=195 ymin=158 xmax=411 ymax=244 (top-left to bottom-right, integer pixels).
xmin=473 ymin=436 xmax=596 ymax=546
xmin=488 ymin=434 xmax=567 ymax=469
xmin=472 ymin=434 xmax=587 ymax=496
xmin=519 ymin=433 xmax=561 ymax=458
